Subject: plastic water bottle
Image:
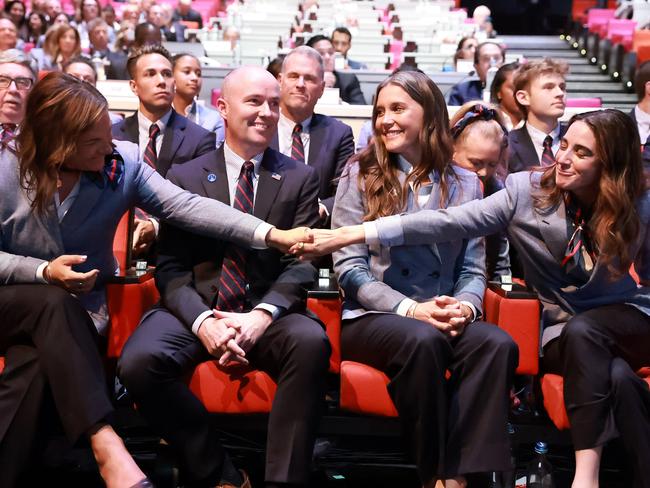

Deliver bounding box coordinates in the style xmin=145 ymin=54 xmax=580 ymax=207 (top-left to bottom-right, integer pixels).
xmin=526 ymin=442 xmax=554 ymax=488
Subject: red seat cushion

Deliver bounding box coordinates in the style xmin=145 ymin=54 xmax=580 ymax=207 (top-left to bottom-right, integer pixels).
xmin=340 ymin=361 xmax=398 ymax=417
xmin=542 ymin=369 xmax=650 ymax=431
xmin=189 ymin=361 xmax=277 ymax=414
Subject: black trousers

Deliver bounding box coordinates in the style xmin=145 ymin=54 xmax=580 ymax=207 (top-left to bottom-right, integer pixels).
xmin=341 ymin=314 xmax=518 ymax=482
xmin=118 ymin=309 xmax=330 ymax=486
xmin=542 ymin=304 xmax=650 ymax=488
xmin=0 ymin=284 xmax=113 ymax=488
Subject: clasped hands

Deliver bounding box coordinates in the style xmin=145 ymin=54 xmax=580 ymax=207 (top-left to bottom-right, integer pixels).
xmin=410 ymin=295 xmax=473 ymax=337
xmin=197 ymin=308 xmax=273 ymax=367
xmin=267 ymin=226 xmax=358 ymax=257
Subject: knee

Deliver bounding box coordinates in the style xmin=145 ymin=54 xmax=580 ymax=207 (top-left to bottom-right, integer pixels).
xmin=489 ymin=326 xmax=519 ymax=361
xmin=40 ymin=285 xmax=83 ymax=313
xmin=289 ymin=324 xmax=331 ymax=372
xmin=401 ymin=324 xmax=449 ymax=363
xmin=559 ymin=314 xmax=596 ymax=352
xmin=609 ymin=358 xmax=638 ymax=396
xmin=117 ymin=340 xmax=163 ymax=393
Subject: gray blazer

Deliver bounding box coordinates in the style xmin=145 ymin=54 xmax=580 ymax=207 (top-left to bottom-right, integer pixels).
xmin=371 ymin=171 xmax=650 ymax=346
xmin=332 ymin=162 xmax=486 ymax=320
xmin=0 ymin=140 xmax=264 ymax=316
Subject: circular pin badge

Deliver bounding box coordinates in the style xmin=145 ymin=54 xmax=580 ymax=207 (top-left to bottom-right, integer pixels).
xmin=207 ymin=173 xmax=217 ymax=182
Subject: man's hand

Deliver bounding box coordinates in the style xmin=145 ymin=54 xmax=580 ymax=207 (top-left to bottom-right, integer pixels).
xmin=266 ymin=226 xmax=313 ymax=253
xmin=132 ymin=218 xmax=156 ymax=255
xmin=212 ymin=309 xmax=273 ymax=365
xmin=196 ymin=317 xmax=247 ymax=363
xmin=44 ymin=255 xmax=99 ymax=294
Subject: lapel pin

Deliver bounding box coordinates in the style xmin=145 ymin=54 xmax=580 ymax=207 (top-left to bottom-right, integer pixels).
xmin=207 ymin=173 xmax=217 ymax=182
xmin=271 ymin=172 xmax=282 ymax=180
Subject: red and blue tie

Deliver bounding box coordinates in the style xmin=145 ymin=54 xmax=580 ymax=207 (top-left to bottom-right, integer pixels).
xmin=143 ymin=123 xmax=160 ymax=169
xmin=216 ymin=161 xmax=255 ymax=312
xmin=541 ymin=135 xmax=555 ymax=167
xmin=291 ymin=124 xmax=304 ymax=163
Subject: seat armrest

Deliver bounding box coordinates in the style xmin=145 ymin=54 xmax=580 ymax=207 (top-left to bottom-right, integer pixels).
xmin=306 ymin=276 xmax=342 ymax=373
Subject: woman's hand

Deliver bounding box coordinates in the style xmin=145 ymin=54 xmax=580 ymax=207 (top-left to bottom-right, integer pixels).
xmin=44 ymin=255 xmax=99 ymax=294
xmin=412 ymin=296 xmax=473 ymax=337
xmin=290 ymin=225 xmax=366 ymax=259
xmin=266 ymin=226 xmax=313 ymax=253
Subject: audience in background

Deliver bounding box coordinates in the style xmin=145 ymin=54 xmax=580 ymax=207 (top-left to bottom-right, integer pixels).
xmin=447 ymin=41 xmax=505 ymax=105
xmin=23 ymin=12 xmax=47 ymax=47
xmin=31 ymin=23 xmax=80 ymax=71
xmin=4 ymin=1 xmax=27 ymax=40
xmin=332 ymin=26 xmax=367 ymax=70
xmin=508 ymin=58 xmax=568 ymax=173
xmin=266 ymin=54 xmax=284 ymax=79
xmin=44 ymin=0 xmax=62 ymax=23
xmin=88 ymin=18 xmax=129 ymax=80
xmin=172 ymin=52 xmax=225 ymax=145
xmin=307 ymin=34 xmax=366 ymax=105
xmin=274 ymin=46 xmax=355 ymax=222
xmin=472 ymin=4 xmax=496 ymax=39
xmin=51 ymin=11 xmax=70 ymax=26
xmin=172 ymin=0 xmax=203 ymax=29
xmin=0 ymin=18 xmax=22 ymax=52
xmin=630 ymin=60 xmax=650 ymax=172
xmin=452 ymin=36 xmax=477 ymax=71
xmin=75 ymin=0 xmax=101 ymax=49
xmin=490 ymin=62 xmax=522 ymax=130
xmin=148 ymin=3 xmax=185 ymax=42
xmin=132 ymin=21 xmax=162 ymax=49
xmin=0 ymin=49 xmax=34 ymax=154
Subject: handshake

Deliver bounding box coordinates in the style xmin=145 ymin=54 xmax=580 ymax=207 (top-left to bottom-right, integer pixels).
xmin=265 ymin=225 xmax=366 ymax=258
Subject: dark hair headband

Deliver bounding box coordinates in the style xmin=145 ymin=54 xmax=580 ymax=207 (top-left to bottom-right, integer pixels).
xmin=450 ymin=104 xmax=508 ymax=143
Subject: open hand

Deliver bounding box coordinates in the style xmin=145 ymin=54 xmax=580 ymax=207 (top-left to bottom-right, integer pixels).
xmin=44 ymin=255 xmax=99 ymax=294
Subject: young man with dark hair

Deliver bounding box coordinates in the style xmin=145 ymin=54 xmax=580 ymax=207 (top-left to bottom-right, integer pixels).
xmin=630 ymin=60 xmax=650 ymax=171
xmin=332 ymin=26 xmax=367 ymax=70
xmin=447 ymin=41 xmax=505 ymax=105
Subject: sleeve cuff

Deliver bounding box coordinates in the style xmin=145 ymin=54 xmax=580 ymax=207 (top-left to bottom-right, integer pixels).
xmin=375 ymin=215 xmax=405 ymax=246
xmin=460 ymin=301 xmax=478 ymax=322
xmin=252 ymin=222 xmax=274 ymax=249
xmin=395 ymin=297 xmax=417 ymax=316
xmin=318 ymin=201 xmax=330 ymax=217
xmin=148 ymin=217 xmax=160 ymax=237
xmin=254 ymin=303 xmax=283 ymax=321
xmin=363 ymin=221 xmax=379 ymax=246
xmin=36 ymin=261 xmax=49 ymax=283
xmin=191 ymin=310 xmax=214 ymax=335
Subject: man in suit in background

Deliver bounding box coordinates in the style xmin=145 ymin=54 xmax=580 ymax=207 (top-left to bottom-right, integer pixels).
xmin=172 ymin=0 xmax=203 ymax=29
xmin=118 ymin=65 xmax=330 ymax=488
xmin=307 ymin=34 xmax=366 ymax=105
xmin=629 ymin=60 xmax=650 ymax=173
xmin=273 ymin=46 xmax=355 ymax=224
xmin=507 ymin=58 xmax=568 ymax=173
xmin=332 ymin=27 xmax=368 ymax=70
xmin=447 ymin=41 xmax=504 ymax=106
xmin=148 ymin=3 xmax=185 ymax=42
xmin=112 ymin=43 xmax=214 ymax=254
xmin=0 ymin=49 xmax=34 ymax=155
xmin=88 ymin=18 xmax=129 ymax=80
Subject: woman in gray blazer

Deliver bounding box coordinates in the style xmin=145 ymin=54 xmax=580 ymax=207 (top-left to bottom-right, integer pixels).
xmin=305 ymin=109 xmax=650 ymax=488
xmin=330 ymin=71 xmax=518 ymax=487
xmin=0 ymin=72 xmax=303 ymax=487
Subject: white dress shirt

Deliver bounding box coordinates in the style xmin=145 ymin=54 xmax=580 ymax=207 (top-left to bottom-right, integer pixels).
xmin=137 ymin=109 xmax=172 ymax=163
xmin=635 ymin=105 xmax=650 ymax=144
xmin=277 ymin=112 xmax=312 ymax=164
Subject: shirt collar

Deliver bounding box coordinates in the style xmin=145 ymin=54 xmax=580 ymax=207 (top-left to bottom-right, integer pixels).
xmin=279 ymin=111 xmax=312 ymax=134
xmin=635 ymin=104 xmax=650 ymax=126
xmin=526 ymin=121 xmax=560 ymax=148
xmin=137 ymin=109 xmax=172 ymax=135
xmin=223 ymin=142 xmax=264 ymax=180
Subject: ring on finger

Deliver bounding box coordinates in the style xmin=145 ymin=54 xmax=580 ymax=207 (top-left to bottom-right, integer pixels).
xmin=298 ymin=241 xmax=305 ymax=250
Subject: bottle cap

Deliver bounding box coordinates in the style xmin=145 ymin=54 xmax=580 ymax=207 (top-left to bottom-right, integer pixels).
xmin=534 ymin=441 xmax=548 ymax=454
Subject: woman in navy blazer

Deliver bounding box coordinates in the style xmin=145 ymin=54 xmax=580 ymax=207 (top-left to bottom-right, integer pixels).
xmin=0 ymin=72 xmax=304 ymax=487
xmin=306 ymin=109 xmax=650 ymax=488
xmin=330 ymin=71 xmax=517 ymax=488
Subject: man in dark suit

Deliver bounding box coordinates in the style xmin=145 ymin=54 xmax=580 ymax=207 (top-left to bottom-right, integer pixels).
xmin=332 ymin=27 xmax=368 ymax=70
xmin=273 ymin=46 xmax=354 ymax=224
xmin=148 ymin=3 xmax=186 ymax=42
xmin=507 ymin=58 xmax=568 ymax=173
xmin=112 ymin=43 xmax=214 ymax=253
xmin=307 ymin=34 xmax=366 ymax=105
xmin=629 ymin=61 xmax=650 ymax=172
xmin=88 ymin=18 xmax=129 ymax=80
xmin=447 ymin=41 xmax=504 ymax=106
xmin=172 ymin=0 xmax=203 ymax=29
xmin=117 ymin=65 xmax=330 ymax=488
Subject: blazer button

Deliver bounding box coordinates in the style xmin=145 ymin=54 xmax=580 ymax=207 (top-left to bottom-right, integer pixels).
xmin=430 ymin=271 xmax=440 ymax=279
xmin=401 ymin=268 xmax=410 ymax=277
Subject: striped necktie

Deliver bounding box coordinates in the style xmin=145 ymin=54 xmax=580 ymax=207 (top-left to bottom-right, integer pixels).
xmin=1 ymin=123 xmax=16 ymax=151
xmin=641 ymin=134 xmax=650 ymax=172
xmin=143 ymin=123 xmax=160 ymax=169
xmin=541 ymin=135 xmax=555 ymax=167
xmin=291 ymin=123 xmax=305 ymax=163
xmin=216 ymin=161 xmax=255 ymax=312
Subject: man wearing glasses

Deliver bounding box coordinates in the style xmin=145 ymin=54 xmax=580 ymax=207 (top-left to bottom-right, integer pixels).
xmin=0 ymin=49 xmax=34 ymax=153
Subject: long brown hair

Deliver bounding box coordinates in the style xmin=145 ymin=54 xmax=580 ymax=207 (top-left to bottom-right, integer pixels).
xmin=18 ymin=71 xmax=108 ymax=214
xmin=44 ymin=24 xmax=81 ymax=61
xmin=351 ymin=71 xmax=454 ymax=221
xmin=533 ymin=109 xmax=645 ymax=276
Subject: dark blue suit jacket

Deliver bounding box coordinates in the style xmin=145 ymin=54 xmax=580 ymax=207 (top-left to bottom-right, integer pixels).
xmin=272 ymin=113 xmax=355 ymax=214
xmin=507 ymin=122 xmax=567 ymax=174
xmin=111 ymin=109 xmax=215 ymax=176
xmin=447 ymin=79 xmax=482 ymax=106
xmin=155 ymin=146 xmax=320 ymax=327
xmin=334 ymin=71 xmax=366 ymax=105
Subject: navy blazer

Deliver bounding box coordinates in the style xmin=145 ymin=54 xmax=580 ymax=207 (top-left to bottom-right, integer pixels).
xmin=334 ymin=71 xmax=366 ymax=105
xmin=272 ymin=113 xmax=355 ymax=214
xmin=155 ymin=146 xmax=321 ymax=328
xmin=507 ymin=123 xmax=567 ymax=174
xmin=447 ymin=79 xmax=482 ymax=106
xmin=111 ymin=110 xmax=215 ymax=176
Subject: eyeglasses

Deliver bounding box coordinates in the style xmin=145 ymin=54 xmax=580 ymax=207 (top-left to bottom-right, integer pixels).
xmin=0 ymin=76 xmax=33 ymax=90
